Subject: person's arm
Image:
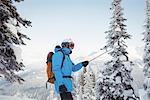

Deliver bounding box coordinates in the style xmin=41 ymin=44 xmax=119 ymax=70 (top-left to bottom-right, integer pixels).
xmin=72 ymin=62 xmax=83 ymax=72
xmin=52 ymin=52 xmax=64 ymax=86
xmin=72 ymin=61 xmax=89 ymax=72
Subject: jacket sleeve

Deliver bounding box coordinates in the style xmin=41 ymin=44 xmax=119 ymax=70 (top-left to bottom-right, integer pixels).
xmin=52 ymin=52 xmax=64 ymax=86
xmin=72 ymin=62 xmax=83 ymax=72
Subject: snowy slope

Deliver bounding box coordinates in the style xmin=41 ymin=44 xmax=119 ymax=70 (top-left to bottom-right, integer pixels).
xmin=131 ymin=59 xmax=144 ymax=89
xmin=0 ymin=61 xmax=145 ymax=100
xmin=0 ymin=47 xmax=145 ymax=100
xmin=0 ymin=64 xmax=59 ymax=100
xmin=0 ymin=95 xmax=35 ymax=100
xmin=139 ymin=89 xmax=150 ymax=100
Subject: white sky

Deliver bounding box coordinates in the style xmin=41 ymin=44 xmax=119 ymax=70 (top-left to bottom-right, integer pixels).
xmin=15 ymin=0 xmax=145 ymax=65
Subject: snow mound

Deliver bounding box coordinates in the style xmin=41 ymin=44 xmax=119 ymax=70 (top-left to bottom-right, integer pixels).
xmin=0 ymin=95 xmax=35 ymax=100
xmin=0 ymin=65 xmax=59 ymax=100
xmin=139 ymin=89 xmax=150 ymax=100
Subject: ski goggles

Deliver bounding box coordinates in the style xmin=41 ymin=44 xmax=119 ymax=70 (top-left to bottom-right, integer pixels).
xmin=69 ymin=43 xmax=74 ymax=49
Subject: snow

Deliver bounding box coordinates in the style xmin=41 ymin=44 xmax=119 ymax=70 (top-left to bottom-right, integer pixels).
xmin=139 ymin=89 xmax=150 ymax=100
xmin=0 ymin=64 xmax=59 ymax=100
xmin=0 ymin=46 xmax=146 ymax=100
xmin=0 ymin=95 xmax=35 ymax=100
xmin=12 ymin=45 xmax=22 ymax=63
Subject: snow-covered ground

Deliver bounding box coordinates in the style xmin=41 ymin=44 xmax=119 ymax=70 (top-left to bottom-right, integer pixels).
xmin=0 ymin=95 xmax=35 ymax=100
xmin=139 ymin=89 xmax=150 ymax=100
xmin=0 ymin=48 xmax=146 ymax=100
xmin=0 ymin=64 xmax=60 ymax=100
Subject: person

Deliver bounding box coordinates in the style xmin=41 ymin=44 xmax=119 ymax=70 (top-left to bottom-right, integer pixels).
xmin=52 ymin=39 xmax=89 ymax=100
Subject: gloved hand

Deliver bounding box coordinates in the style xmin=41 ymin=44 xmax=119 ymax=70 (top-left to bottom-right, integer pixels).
xmin=59 ymin=84 xmax=67 ymax=93
xmin=82 ymin=61 xmax=89 ymax=67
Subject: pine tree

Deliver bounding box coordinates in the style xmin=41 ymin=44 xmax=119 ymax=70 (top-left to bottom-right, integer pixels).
xmin=96 ymin=0 xmax=139 ymax=100
xmin=72 ymin=76 xmax=78 ymax=100
xmin=78 ymin=66 xmax=96 ymax=100
xmin=78 ymin=67 xmax=86 ymax=100
xmin=83 ymin=66 xmax=96 ymax=100
xmin=0 ymin=0 xmax=31 ymax=83
xmin=143 ymin=0 xmax=150 ymax=97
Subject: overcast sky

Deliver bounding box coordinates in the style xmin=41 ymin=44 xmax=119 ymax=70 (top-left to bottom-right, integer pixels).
xmin=15 ymin=0 xmax=145 ymax=65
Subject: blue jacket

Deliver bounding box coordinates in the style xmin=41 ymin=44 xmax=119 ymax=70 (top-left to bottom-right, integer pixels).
xmin=52 ymin=47 xmax=83 ymax=93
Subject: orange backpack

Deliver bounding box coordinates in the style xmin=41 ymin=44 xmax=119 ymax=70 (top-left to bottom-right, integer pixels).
xmin=46 ymin=50 xmax=65 ymax=88
xmin=46 ymin=52 xmax=55 ymax=84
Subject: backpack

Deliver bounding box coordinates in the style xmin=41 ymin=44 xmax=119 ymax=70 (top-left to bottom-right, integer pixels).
xmin=46 ymin=50 xmax=65 ymax=88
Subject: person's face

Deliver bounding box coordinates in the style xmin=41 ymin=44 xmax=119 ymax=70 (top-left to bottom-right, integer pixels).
xmin=69 ymin=43 xmax=74 ymax=49
xmin=64 ymin=42 xmax=74 ymax=49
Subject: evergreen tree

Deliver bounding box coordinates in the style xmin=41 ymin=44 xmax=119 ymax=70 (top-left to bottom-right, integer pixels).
xmin=72 ymin=76 xmax=78 ymax=100
xmin=143 ymin=0 xmax=150 ymax=97
xmin=83 ymin=66 xmax=96 ymax=100
xmin=96 ymin=0 xmax=139 ymax=100
xmin=78 ymin=66 xmax=96 ymax=100
xmin=0 ymin=0 xmax=31 ymax=83
xmin=78 ymin=67 xmax=86 ymax=100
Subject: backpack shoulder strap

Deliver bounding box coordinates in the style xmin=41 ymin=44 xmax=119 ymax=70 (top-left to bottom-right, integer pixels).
xmin=46 ymin=52 xmax=54 ymax=64
xmin=59 ymin=50 xmax=65 ymax=69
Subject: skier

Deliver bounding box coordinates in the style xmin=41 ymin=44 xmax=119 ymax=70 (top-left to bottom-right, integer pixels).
xmin=52 ymin=39 xmax=89 ymax=100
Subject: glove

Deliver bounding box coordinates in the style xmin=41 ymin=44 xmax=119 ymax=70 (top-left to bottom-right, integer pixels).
xmin=82 ymin=61 xmax=89 ymax=67
xmin=59 ymin=84 xmax=67 ymax=93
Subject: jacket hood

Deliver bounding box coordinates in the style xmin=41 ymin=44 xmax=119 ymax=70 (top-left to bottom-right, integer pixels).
xmin=62 ymin=47 xmax=72 ymax=55
xmin=54 ymin=47 xmax=72 ymax=55
xmin=54 ymin=47 xmax=61 ymax=52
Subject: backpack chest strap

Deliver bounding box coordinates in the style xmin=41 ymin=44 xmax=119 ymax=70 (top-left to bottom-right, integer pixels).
xmin=63 ymin=76 xmax=73 ymax=78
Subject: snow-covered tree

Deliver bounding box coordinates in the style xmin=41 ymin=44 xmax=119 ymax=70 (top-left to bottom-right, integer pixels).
xmin=0 ymin=0 xmax=31 ymax=83
xmin=96 ymin=0 xmax=140 ymax=100
xmin=78 ymin=67 xmax=86 ymax=100
xmin=78 ymin=66 xmax=96 ymax=100
xmin=83 ymin=66 xmax=96 ymax=100
xmin=143 ymin=0 xmax=150 ymax=97
xmin=72 ymin=76 xmax=78 ymax=100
